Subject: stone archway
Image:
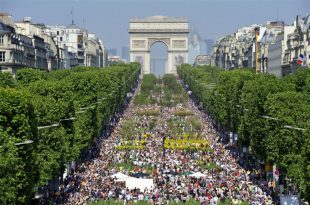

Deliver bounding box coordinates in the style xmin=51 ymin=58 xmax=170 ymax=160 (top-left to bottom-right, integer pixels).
xmin=129 ymin=16 xmax=189 ymax=74
xmin=150 ymin=41 xmax=168 ymax=76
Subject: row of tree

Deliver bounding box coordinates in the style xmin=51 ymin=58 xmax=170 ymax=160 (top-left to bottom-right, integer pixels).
xmin=134 ymin=74 xmax=159 ymax=105
xmin=0 ymin=63 xmax=140 ymax=204
xmin=162 ymin=74 xmax=188 ymax=106
xmin=177 ymin=64 xmax=310 ymax=202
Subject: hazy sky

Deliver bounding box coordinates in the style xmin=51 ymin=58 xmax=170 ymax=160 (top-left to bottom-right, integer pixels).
xmin=1 ymin=0 xmax=309 ymax=53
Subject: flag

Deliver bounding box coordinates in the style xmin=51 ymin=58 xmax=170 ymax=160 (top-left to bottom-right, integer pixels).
xmin=302 ymin=51 xmax=307 ymax=67
xmin=297 ymin=54 xmax=304 ymax=65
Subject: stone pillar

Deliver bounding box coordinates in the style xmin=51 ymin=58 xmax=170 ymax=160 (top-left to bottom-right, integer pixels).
xmin=130 ymin=51 xmax=134 ymax=62
xmin=144 ymin=51 xmax=151 ymax=74
xmin=167 ymin=51 xmax=174 ymax=74
xmin=184 ymin=52 xmax=188 ymax=64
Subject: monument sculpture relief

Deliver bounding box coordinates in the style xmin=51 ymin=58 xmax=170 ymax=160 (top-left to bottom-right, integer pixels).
xmin=132 ymin=40 xmax=146 ymax=48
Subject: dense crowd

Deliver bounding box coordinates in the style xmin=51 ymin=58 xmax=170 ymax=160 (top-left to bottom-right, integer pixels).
xmin=49 ymin=80 xmax=275 ymax=205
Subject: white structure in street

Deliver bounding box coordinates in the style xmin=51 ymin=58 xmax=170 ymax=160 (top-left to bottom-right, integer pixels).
xmin=129 ymin=16 xmax=189 ymax=74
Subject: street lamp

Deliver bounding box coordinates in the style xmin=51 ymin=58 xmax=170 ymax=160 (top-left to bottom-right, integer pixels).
xmin=14 ymin=140 xmax=33 ymax=146
xmin=79 ymin=105 xmax=95 ymax=110
xmin=37 ymin=123 xmax=60 ymax=130
xmin=98 ymin=97 xmax=107 ymax=102
xmin=59 ymin=117 xmax=76 ymax=122
xmin=283 ymin=125 xmax=306 ymax=131
xmin=0 ymin=140 xmax=33 ymax=155
xmin=261 ymin=115 xmax=281 ymax=121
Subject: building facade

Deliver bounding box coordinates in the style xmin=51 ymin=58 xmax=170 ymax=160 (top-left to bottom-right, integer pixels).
xmin=0 ymin=13 xmax=108 ymax=75
xmin=193 ymin=55 xmax=211 ymax=66
xmin=212 ymin=16 xmax=310 ymax=77
xmin=0 ymin=14 xmax=36 ymax=75
xmin=267 ymin=35 xmax=284 ymax=77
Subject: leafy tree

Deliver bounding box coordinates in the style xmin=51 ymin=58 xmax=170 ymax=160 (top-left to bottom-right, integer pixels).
xmin=0 ymin=72 xmax=15 ymax=88
xmin=15 ymin=68 xmax=47 ymax=86
xmin=0 ymin=63 xmax=141 ymax=204
xmin=264 ymin=91 xmax=310 ymax=200
xmin=0 ymin=88 xmax=37 ymax=204
xmin=238 ymin=74 xmax=294 ymax=159
xmin=177 ymin=64 xmax=310 ymax=203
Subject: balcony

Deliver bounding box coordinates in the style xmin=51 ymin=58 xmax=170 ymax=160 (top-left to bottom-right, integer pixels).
xmin=0 ymin=58 xmax=26 ymax=66
xmin=0 ymin=44 xmax=25 ymax=51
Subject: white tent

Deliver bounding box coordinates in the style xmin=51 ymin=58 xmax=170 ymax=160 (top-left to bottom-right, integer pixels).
xmin=125 ymin=178 xmax=154 ymax=191
xmin=189 ymin=172 xmax=207 ymax=178
xmin=111 ymin=173 xmax=154 ymax=191
xmin=111 ymin=172 xmax=131 ymax=180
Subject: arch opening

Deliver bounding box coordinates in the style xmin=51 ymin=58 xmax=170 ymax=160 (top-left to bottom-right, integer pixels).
xmin=150 ymin=41 xmax=168 ymax=77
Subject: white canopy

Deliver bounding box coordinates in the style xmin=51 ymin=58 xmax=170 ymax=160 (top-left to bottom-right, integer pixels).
xmin=111 ymin=173 xmax=153 ymax=190
xmin=189 ymin=172 xmax=207 ymax=178
xmin=125 ymin=178 xmax=154 ymax=191
xmin=111 ymin=172 xmax=131 ymax=180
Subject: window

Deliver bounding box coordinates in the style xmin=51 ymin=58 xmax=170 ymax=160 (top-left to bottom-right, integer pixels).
xmin=56 ymin=31 xmax=59 ymax=35
xmin=0 ymin=51 xmax=5 ymax=62
xmin=60 ymin=37 xmax=63 ymax=41
xmin=0 ymin=35 xmax=3 ymax=45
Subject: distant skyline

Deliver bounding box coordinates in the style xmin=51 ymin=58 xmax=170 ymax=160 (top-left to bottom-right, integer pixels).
xmin=1 ymin=0 xmax=309 ymax=52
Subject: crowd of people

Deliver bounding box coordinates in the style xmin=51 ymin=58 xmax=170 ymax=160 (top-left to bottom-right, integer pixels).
xmin=48 ymin=78 xmax=275 ymax=205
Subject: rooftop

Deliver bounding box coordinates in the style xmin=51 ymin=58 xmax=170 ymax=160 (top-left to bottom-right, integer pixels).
xmin=130 ymin=16 xmax=188 ymax=23
xmin=0 ymin=21 xmax=13 ymax=34
xmin=66 ymin=22 xmax=85 ymax=30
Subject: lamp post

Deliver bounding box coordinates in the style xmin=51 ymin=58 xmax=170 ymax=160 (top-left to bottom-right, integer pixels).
xmin=37 ymin=123 xmax=59 ymax=130
xmin=0 ymin=140 xmax=34 ymax=153
xmin=59 ymin=117 xmax=76 ymax=122
xmin=15 ymin=140 xmax=33 ymax=146
xmin=283 ymin=125 xmax=306 ymax=131
xmin=261 ymin=115 xmax=281 ymax=121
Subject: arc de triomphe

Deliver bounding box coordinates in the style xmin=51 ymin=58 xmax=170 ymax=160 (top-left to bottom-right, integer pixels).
xmin=129 ymin=16 xmax=189 ymax=74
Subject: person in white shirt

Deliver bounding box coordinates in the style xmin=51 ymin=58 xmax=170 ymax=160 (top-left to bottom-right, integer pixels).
xmin=138 ymin=193 xmax=144 ymax=201
xmin=126 ymin=193 xmax=132 ymax=202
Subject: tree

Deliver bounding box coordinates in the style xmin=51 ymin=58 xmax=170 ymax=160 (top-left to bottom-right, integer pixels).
xmin=15 ymin=68 xmax=47 ymax=86
xmin=0 ymin=63 xmax=141 ymax=203
xmin=264 ymin=91 xmax=310 ymax=200
xmin=0 ymin=72 xmax=15 ymax=88
xmin=0 ymin=88 xmax=37 ymax=204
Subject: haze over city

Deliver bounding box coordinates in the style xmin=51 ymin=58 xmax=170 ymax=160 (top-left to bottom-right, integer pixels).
xmin=2 ymin=0 xmax=309 ymax=52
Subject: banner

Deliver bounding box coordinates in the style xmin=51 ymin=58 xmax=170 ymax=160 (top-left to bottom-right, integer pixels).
xmin=164 ymin=139 xmax=210 ymax=150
